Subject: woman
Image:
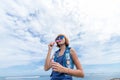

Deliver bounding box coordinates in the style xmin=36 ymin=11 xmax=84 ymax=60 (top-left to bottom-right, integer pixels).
xmin=44 ymin=34 xmax=84 ymax=80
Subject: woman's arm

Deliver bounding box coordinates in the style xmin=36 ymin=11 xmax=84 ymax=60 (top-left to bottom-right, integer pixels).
xmin=44 ymin=49 xmax=52 ymax=71
xmin=44 ymin=42 xmax=55 ymax=71
xmin=65 ymin=48 xmax=84 ymax=77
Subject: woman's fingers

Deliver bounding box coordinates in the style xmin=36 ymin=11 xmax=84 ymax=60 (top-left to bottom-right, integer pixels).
xmin=52 ymin=66 xmax=59 ymax=72
xmin=48 ymin=42 xmax=55 ymax=50
xmin=52 ymin=62 xmax=59 ymax=70
xmin=51 ymin=62 xmax=58 ymax=67
xmin=52 ymin=68 xmax=58 ymax=72
xmin=49 ymin=42 xmax=55 ymax=47
xmin=51 ymin=62 xmax=64 ymax=73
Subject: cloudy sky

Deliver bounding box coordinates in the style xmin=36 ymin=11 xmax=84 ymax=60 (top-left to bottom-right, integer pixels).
xmin=0 ymin=0 xmax=120 ymax=76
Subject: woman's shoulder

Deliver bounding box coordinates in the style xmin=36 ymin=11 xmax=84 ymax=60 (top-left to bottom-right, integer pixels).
xmin=70 ymin=47 xmax=76 ymax=55
xmin=70 ymin=47 xmax=75 ymax=52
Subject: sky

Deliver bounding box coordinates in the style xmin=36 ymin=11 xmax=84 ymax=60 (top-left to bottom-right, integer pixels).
xmin=0 ymin=0 xmax=120 ymax=76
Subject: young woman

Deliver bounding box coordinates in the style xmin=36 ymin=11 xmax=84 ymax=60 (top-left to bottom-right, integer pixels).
xmin=44 ymin=34 xmax=84 ymax=80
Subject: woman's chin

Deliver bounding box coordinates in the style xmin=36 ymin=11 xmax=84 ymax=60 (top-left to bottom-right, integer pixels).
xmin=58 ymin=42 xmax=63 ymax=44
xmin=58 ymin=43 xmax=65 ymax=46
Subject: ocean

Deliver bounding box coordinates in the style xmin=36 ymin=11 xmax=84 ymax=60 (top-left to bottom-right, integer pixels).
xmin=0 ymin=73 xmax=120 ymax=80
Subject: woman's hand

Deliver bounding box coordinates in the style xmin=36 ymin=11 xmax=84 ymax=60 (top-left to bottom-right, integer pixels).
xmin=48 ymin=42 xmax=55 ymax=51
xmin=44 ymin=42 xmax=55 ymax=71
xmin=51 ymin=61 xmax=66 ymax=73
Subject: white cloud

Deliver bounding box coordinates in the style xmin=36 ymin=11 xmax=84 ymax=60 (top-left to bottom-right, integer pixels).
xmin=0 ymin=0 xmax=120 ymax=75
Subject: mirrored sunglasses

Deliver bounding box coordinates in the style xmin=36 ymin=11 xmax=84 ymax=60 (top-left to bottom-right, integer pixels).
xmin=55 ymin=36 xmax=64 ymax=41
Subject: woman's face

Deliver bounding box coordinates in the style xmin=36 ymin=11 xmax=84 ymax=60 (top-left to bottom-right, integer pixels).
xmin=55 ymin=36 xmax=65 ymax=46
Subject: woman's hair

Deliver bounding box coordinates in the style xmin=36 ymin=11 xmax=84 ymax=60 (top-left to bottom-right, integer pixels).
xmin=55 ymin=34 xmax=69 ymax=47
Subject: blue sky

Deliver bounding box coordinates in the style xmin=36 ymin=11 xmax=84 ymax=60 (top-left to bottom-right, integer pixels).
xmin=0 ymin=0 xmax=120 ymax=76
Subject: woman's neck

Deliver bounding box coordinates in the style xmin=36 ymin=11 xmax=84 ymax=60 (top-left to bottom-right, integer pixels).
xmin=59 ymin=44 xmax=66 ymax=50
xmin=59 ymin=45 xmax=66 ymax=56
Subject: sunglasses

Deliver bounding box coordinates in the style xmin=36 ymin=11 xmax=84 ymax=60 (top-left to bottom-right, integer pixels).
xmin=55 ymin=36 xmax=64 ymax=42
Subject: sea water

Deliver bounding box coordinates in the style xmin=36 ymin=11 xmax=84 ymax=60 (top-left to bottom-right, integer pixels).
xmin=0 ymin=73 xmax=120 ymax=80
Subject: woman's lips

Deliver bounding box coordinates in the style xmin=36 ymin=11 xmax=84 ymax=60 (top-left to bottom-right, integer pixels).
xmin=56 ymin=40 xmax=62 ymax=42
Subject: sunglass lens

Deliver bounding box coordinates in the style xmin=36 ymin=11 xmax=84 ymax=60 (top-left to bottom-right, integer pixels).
xmin=56 ymin=36 xmax=64 ymax=41
xmin=60 ymin=36 xmax=64 ymax=39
